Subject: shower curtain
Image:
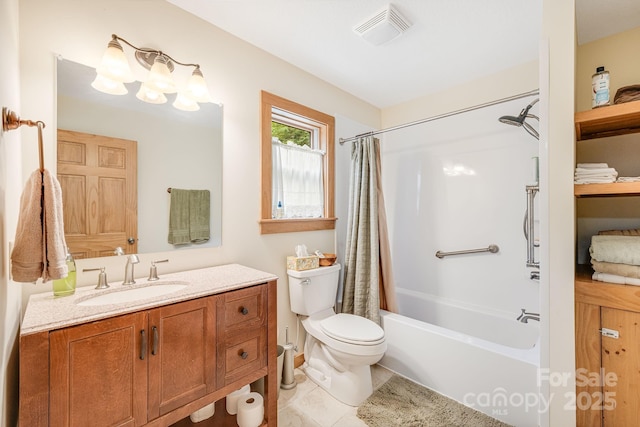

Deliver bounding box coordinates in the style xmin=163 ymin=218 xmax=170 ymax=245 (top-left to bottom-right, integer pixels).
xmin=342 ymin=136 xmax=397 ymax=324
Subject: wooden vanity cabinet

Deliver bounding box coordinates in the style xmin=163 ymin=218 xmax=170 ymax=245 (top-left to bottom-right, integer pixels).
xmin=147 ymin=297 xmax=217 ymax=418
xmin=20 ymin=281 xmax=277 ymax=427
xmin=48 ymin=296 xmax=216 ymax=426
xmin=49 ymin=311 xmax=148 ymax=427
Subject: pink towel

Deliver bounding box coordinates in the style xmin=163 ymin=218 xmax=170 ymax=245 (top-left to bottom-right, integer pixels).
xmin=11 ymin=169 xmax=68 ymax=283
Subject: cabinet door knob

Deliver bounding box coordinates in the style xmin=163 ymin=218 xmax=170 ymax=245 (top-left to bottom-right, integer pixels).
xmin=140 ymin=330 xmax=147 ymax=360
xmin=151 ymin=326 xmax=159 ymax=355
xmin=240 ymin=306 xmax=249 ymax=315
xmin=239 ymin=350 xmax=248 ymax=359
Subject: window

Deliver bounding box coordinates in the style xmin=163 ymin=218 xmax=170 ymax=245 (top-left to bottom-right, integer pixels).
xmin=260 ymin=91 xmax=336 ymax=234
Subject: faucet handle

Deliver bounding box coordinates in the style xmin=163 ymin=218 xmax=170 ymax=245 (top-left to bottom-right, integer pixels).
xmin=83 ymin=267 xmax=109 ymax=289
xmin=148 ymin=259 xmax=168 ymax=281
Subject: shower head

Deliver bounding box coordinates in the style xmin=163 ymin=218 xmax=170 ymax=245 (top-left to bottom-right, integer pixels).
xmin=498 ymin=98 xmax=539 ymax=140
xmin=498 ymin=114 xmax=525 ymax=126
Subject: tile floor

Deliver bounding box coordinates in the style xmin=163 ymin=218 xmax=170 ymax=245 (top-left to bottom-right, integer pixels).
xmin=277 ymin=364 xmax=394 ymax=427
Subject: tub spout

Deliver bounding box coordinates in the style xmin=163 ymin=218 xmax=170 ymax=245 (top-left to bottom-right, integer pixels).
xmin=517 ymin=308 xmax=540 ymax=323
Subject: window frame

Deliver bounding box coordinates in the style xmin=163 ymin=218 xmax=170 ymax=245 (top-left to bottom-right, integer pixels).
xmin=260 ymin=91 xmax=336 ymax=234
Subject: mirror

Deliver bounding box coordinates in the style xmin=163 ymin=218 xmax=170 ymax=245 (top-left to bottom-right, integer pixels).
xmin=56 ymin=58 xmax=222 ymax=258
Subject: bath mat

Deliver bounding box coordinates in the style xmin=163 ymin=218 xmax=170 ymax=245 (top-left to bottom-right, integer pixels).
xmin=357 ymin=374 xmax=512 ymax=427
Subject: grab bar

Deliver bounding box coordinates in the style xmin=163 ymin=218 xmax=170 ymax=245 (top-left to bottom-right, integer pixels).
xmin=525 ymin=185 xmax=539 ymax=268
xmin=435 ymin=244 xmax=499 ymax=259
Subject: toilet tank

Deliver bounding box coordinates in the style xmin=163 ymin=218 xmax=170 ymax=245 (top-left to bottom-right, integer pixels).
xmin=287 ymin=264 xmax=341 ymax=315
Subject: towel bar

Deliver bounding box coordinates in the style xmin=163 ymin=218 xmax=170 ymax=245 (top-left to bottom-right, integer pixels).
xmin=435 ymin=244 xmax=499 ymax=259
xmin=2 ymin=107 xmax=46 ymax=172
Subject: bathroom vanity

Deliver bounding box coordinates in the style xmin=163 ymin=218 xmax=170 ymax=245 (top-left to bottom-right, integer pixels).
xmin=19 ymin=264 xmax=278 ymax=427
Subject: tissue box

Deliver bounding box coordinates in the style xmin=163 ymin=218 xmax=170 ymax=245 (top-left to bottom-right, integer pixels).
xmin=287 ymin=256 xmax=319 ymax=271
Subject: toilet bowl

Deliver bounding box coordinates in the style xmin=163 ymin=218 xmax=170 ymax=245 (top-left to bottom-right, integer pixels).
xmin=287 ymin=264 xmax=386 ymax=406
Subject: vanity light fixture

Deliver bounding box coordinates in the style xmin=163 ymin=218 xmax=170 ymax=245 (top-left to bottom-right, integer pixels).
xmin=92 ymin=34 xmax=213 ymax=111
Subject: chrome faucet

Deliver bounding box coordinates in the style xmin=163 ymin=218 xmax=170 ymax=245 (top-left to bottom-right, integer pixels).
xmin=517 ymin=308 xmax=540 ymax=323
xmin=123 ymin=254 xmax=140 ymax=285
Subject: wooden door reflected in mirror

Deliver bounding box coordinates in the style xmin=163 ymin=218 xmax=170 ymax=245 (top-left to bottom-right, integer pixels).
xmin=57 ymin=129 xmax=137 ymax=259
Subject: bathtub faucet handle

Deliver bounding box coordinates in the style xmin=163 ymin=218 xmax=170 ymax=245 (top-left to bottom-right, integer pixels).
xmin=517 ymin=308 xmax=540 ymax=323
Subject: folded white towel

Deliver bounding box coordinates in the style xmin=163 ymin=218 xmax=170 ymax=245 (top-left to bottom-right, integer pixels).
xmin=590 ymin=235 xmax=640 ymax=265
xmin=617 ymin=176 xmax=640 ymax=183
xmin=577 ymin=163 xmax=609 ymax=169
xmin=575 ymin=167 xmax=618 ymax=176
xmin=575 ymin=177 xmax=617 ymax=184
xmin=592 ymin=271 xmax=640 ymax=286
xmin=11 ymin=169 xmax=68 ymax=283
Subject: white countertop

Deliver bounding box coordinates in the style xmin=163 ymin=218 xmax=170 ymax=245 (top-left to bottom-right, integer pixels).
xmin=21 ymin=263 xmax=278 ymax=336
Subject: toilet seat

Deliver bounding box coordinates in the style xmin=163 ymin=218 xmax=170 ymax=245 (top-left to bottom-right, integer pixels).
xmin=302 ymin=309 xmax=386 ymax=358
xmin=320 ymin=313 xmax=385 ymax=345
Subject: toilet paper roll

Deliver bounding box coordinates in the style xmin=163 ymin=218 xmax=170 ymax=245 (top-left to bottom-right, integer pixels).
xmin=189 ymin=402 xmax=215 ymax=423
xmin=236 ymin=392 xmax=264 ymax=427
xmin=226 ymin=384 xmax=251 ymax=415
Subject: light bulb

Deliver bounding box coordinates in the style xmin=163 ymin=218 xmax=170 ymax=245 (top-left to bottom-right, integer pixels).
xmin=184 ymin=68 xmax=212 ymax=103
xmin=136 ymin=82 xmax=167 ymax=104
xmin=91 ymin=74 xmax=128 ymax=95
xmin=173 ymin=92 xmax=200 ymax=111
xmin=96 ymin=38 xmax=135 ymax=83
xmin=145 ymin=55 xmax=176 ymax=94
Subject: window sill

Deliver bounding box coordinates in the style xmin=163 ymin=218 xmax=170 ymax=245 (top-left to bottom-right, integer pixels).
xmin=259 ymin=217 xmax=337 ymax=234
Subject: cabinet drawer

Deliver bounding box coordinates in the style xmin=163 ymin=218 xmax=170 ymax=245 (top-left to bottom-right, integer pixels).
xmin=217 ymin=284 xmax=268 ymax=386
xmin=221 ymin=284 xmax=266 ymax=329
xmin=226 ymin=336 xmax=260 ymax=372
xmin=222 ymin=332 xmax=267 ymax=384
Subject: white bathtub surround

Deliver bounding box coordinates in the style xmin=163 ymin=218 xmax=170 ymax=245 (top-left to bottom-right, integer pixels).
xmin=342 ymin=136 xmax=397 ymax=324
xmin=377 ymin=97 xmax=542 ymax=426
xmin=380 ymin=310 xmax=539 ymax=427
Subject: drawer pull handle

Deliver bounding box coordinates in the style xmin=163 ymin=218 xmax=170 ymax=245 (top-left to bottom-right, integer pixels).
xmin=140 ymin=330 xmax=147 ymax=360
xmin=240 ymin=306 xmax=249 ymax=315
xmin=152 ymin=326 xmax=159 ymax=355
xmin=240 ymin=350 xmax=248 ymax=359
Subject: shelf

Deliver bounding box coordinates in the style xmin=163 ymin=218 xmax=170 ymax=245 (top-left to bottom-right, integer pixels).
xmin=575 ymin=265 xmax=640 ymax=312
xmin=575 ymin=99 xmax=640 ymax=141
xmin=574 ymin=181 xmax=640 ymax=197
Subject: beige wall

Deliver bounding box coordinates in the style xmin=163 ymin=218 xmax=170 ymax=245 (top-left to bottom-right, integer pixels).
xmin=382 ymin=59 xmax=539 ymax=127
xmin=0 ymin=0 xmax=24 ymax=424
xmin=17 ymin=0 xmax=380 ymax=368
xmin=576 ymin=26 xmax=640 ymax=112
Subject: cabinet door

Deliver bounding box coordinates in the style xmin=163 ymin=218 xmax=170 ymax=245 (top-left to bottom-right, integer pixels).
xmin=147 ymin=296 xmax=216 ymax=419
xmin=601 ymin=307 xmax=640 ymax=427
xmin=50 ymin=312 xmax=148 ymax=427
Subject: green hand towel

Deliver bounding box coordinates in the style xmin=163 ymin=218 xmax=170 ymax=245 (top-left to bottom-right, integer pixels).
xmin=189 ymin=189 xmax=210 ymax=243
xmin=168 ymin=189 xmax=191 ymax=245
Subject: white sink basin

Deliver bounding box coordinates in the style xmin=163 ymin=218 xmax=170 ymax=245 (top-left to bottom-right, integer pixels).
xmin=77 ymin=281 xmax=189 ymax=307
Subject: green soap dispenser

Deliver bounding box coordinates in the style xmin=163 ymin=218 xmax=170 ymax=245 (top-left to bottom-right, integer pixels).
xmin=53 ymin=248 xmax=76 ymax=297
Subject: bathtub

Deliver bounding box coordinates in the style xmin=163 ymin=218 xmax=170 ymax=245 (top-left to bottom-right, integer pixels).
xmin=379 ymin=290 xmax=540 ymax=427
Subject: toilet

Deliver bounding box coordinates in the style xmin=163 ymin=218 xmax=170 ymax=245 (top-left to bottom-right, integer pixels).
xmin=287 ymin=264 xmax=386 ymax=406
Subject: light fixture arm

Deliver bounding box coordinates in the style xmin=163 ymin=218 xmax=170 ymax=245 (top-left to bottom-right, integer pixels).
xmin=110 ymin=34 xmax=201 ymax=70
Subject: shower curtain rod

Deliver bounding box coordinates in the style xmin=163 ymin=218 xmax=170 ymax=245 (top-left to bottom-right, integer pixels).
xmin=339 ymin=89 xmax=540 ymax=144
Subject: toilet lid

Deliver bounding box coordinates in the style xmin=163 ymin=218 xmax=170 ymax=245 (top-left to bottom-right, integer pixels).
xmin=320 ymin=313 xmax=384 ymax=344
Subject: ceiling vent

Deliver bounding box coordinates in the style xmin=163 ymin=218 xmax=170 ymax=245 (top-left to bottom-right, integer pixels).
xmin=354 ymin=4 xmax=412 ymax=46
